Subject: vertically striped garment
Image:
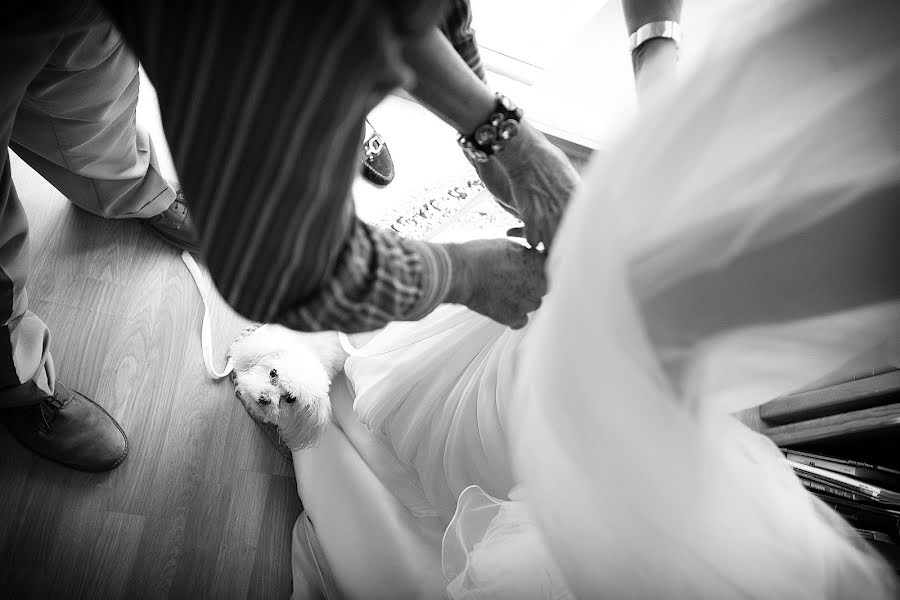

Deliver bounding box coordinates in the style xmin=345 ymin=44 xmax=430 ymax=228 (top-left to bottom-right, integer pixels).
xmin=101 ymin=0 xmax=486 ymax=333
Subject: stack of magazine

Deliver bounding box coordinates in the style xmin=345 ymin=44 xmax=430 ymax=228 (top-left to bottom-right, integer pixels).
xmin=784 ymin=449 xmax=900 ymax=567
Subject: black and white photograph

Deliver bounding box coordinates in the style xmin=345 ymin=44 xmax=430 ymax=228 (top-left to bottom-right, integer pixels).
xmin=0 ymin=0 xmax=898 ymax=597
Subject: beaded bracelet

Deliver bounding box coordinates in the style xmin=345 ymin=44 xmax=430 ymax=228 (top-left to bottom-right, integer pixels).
xmin=457 ymin=94 xmax=524 ymax=163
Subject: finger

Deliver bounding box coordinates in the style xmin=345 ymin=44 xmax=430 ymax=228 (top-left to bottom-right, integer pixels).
xmin=535 ymin=274 xmax=548 ymax=297
xmin=538 ymin=216 xmax=556 ymax=252
xmin=508 ymin=315 xmax=529 ymax=330
xmin=543 ymin=221 xmax=557 ymax=253
xmin=538 ymin=224 xmax=551 ymax=252
xmin=526 ymin=275 xmax=547 ymax=299
xmin=495 ymin=198 xmax=520 ymax=218
xmin=507 ymin=226 xmax=525 ymax=239
xmin=523 ymin=244 xmax=547 ymax=265
xmin=525 ymin=225 xmax=540 ymax=250
xmin=545 ymin=210 xmax=563 ymax=245
xmin=524 ymin=297 xmax=543 ymax=313
xmin=525 ymin=255 xmax=548 ymax=297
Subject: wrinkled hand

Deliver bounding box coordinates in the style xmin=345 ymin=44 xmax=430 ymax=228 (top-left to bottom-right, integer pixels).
xmin=469 ymin=121 xmax=579 ymax=251
xmin=444 ymin=239 xmax=547 ymax=329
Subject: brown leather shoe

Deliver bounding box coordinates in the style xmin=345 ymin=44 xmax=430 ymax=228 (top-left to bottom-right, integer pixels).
xmin=143 ymin=189 xmax=200 ymax=253
xmin=2 ymin=381 xmax=128 ymax=471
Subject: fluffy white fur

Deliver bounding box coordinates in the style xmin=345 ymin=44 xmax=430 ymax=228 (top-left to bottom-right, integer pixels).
xmin=230 ymin=325 xmax=348 ymax=450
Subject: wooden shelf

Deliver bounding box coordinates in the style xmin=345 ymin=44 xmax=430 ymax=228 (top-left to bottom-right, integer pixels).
xmin=756 ymin=366 xmax=900 ymax=448
xmin=762 ymin=402 xmax=900 ymax=446
xmin=761 ymin=371 xmax=900 ymax=426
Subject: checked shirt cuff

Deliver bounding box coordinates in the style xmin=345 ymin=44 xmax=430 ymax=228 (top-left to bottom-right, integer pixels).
xmin=404 ymin=239 xmax=453 ymax=321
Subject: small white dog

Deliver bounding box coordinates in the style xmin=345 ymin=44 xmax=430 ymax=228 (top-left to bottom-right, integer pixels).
xmin=229 ymin=324 xmax=349 ymax=451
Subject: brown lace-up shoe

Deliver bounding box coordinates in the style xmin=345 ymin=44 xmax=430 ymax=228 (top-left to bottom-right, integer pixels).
xmin=2 ymin=381 xmax=128 ymax=471
xmin=143 ymin=189 xmax=200 ymax=253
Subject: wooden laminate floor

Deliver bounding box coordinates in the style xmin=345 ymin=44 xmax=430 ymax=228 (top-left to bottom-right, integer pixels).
xmin=0 ymin=154 xmax=300 ymax=599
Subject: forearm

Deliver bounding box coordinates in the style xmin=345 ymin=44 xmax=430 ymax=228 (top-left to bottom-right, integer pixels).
xmin=437 ymin=0 xmax=486 ymax=81
xmin=622 ymin=0 xmax=683 ymax=35
xmin=632 ymin=38 xmax=679 ymax=98
xmin=403 ymin=27 xmax=495 ymax=134
xmin=623 ymin=0 xmax=683 ymax=96
xmin=402 ymin=27 xmax=556 ymax=188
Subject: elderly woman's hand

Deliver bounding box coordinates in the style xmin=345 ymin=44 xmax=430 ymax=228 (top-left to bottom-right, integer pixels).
xmin=471 ymin=120 xmax=579 ymax=251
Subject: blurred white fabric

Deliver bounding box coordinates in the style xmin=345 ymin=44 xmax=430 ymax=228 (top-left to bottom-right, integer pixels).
xmin=292 ymin=1 xmax=900 ymax=597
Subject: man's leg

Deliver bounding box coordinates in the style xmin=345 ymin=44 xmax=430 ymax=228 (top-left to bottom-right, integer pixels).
xmin=0 ymin=1 xmax=127 ymax=471
xmin=8 ymin=8 xmax=197 ymax=251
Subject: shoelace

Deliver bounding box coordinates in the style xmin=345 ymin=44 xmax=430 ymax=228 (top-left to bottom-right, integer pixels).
xmin=37 ymin=385 xmax=75 ymax=434
xmin=149 ymin=192 xmax=188 ymax=229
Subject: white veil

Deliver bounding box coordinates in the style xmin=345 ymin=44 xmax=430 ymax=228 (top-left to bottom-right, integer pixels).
xmin=444 ymin=1 xmax=900 ymax=597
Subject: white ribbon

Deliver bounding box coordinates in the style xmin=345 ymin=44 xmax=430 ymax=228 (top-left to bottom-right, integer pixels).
xmin=181 ymin=251 xmax=235 ymax=379
xmin=337 ymin=332 xmax=361 ymax=357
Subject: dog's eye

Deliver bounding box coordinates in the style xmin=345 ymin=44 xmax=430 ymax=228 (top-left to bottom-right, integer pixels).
xmin=269 ymin=368 xmax=278 ymax=379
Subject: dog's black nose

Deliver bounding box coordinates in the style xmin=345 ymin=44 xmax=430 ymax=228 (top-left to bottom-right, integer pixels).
xmin=258 ymin=397 xmax=272 ymax=405
xmin=282 ymin=394 xmax=297 ymax=404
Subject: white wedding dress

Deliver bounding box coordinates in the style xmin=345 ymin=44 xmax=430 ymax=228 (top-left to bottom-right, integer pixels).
xmin=290 ymin=1 xmax=900 ymax=598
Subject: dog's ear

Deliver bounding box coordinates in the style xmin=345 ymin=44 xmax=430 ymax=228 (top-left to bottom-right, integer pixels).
xmin=230 ymin=324 xmax=291 ymax=372
xmin=278 ymin=390 xmax=331 ymax=450
xmin=231 ymin=338 xmax=265 ymax=372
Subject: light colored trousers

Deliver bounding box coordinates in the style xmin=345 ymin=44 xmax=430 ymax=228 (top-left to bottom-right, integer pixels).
xmin=0 ymin=2 xmax=174 ymax=406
